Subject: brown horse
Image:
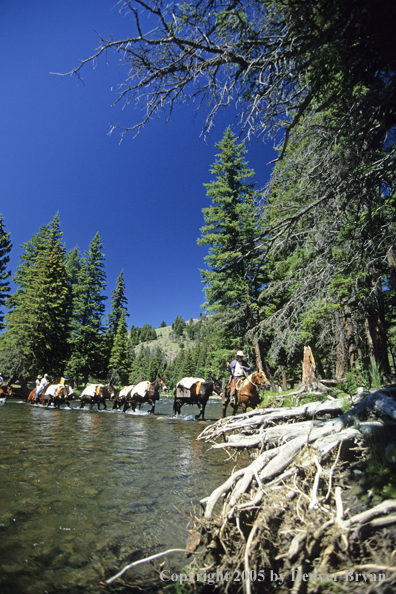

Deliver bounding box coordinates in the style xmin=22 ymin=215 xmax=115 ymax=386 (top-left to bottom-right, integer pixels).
xmin=173 ymin=378 xmax=222 ymax=420
xmin=113 ymin=385 xmax=134 ymax=410
xmin=80 ymin=384 xmax=115 ymax=410
xmin=222 ymin=371 xmax=269 ymax=418
xmin=124 ymin=376 xmax=166 ymax=413
xmin=41 ymin=384 xmax=73 ymax=408
xmin=0 ymin=385 xmax=12 ymax=401
xmin=27 ymin=384 xmax=50 ymax=404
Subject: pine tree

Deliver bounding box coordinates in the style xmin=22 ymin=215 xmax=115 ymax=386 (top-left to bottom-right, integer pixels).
xmin=182 ymin=349 xmax=194 ymax=377
xmin=198 ymin=127 xmax=267 ymax=368
xmin=108 ymin=311 xmax=131 ymax=384
xmin=3 ymin=214 xmax=69 ymax=375
xmin=105 ymin=270 xmax=129 ymax=370
xmin=106 ymin=270 xmax=129 ymax=336
xmin=172 ymin=316 xmax=185 ymax=338
xmin=0 ymin=215 xmax=12 ymax=331
xmin=66 ymin=232 xmax=107 ymax=384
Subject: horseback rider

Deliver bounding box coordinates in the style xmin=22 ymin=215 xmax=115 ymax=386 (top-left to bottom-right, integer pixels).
xmin=226 ymin=351 xmax=250 ymax=404
xmin=0 ymin=374 xmax=3 ymax=387
xmin=35 ymin=374 xmax=49 ymax=401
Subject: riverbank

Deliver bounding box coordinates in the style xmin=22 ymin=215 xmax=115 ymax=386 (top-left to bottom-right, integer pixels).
xmin=177 ymin=387 xmax=396 ymax=594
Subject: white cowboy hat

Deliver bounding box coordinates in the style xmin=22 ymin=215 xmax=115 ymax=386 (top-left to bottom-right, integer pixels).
xmin=236 ymin=351 xmax=245 ymax=357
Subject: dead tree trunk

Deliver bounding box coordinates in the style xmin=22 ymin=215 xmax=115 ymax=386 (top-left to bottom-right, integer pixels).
xmin=335 ymin=311 xmax=348 ymax=380
xmin=302 ymin=346 xmax=318 ymax=391
xmin=281 ymin=365 xmax=287 ymax=391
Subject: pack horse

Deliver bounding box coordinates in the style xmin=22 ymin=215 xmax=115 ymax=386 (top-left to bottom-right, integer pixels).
xmin=173 ymin=377 xmax=222 ymax=420
xmin=123 ymin=376 xmax=166 ymax=413
xmin=80 ymin=384 xmax=115 ymax=410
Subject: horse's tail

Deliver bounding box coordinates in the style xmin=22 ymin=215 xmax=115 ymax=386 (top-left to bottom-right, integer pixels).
xmin=173 ymin=397 xmax=177 ymax=414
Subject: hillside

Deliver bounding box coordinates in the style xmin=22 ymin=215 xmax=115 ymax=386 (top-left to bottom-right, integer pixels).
xmin=132 ymin=319 xmax=202 ymax=362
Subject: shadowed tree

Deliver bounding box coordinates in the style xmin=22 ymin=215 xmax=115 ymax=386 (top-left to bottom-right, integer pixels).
xmin=198 ymin=127 xmax=267 ymax=370
xmin=66 ymin=232 xmax=107 ymax=384
xmin=0 ymin=215 xmax=12 ymax=331
xmin=2 ymin=214 xmax=69 ymax=376
xmin=108 ymin=311 xmax=131 ymax=385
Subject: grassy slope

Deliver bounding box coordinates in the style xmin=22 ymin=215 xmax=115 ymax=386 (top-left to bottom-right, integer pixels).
xmin=132 ymin=321 xmax=200 ymax=362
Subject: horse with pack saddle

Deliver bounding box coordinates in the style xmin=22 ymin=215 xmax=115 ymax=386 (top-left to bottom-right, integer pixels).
xmin=112 ymin=385 xmax=135 ymax=410
xmin=80 ymin=384 xmax=115 ymax=410
xmin=173 ymin=377 xmax=222 ymax=420
xmin=123 ymin=376 xmax=166 ymax=413
xmin=41 ymin=384 xmax=74 ymax=408
xmin=222 ymin=371 xmax=270 ymax=417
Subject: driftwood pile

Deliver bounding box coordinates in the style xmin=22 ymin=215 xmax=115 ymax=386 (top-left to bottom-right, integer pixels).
xmin=191 ymin=388 xmax=396 ymax=593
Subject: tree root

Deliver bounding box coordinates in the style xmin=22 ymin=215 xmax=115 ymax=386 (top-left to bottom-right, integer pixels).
xmin=193 ymin=388 xmax=396 ymax=593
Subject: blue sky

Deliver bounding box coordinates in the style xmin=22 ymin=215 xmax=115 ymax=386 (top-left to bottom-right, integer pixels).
xmin=1 ymin=0 xmax=276 ymax=328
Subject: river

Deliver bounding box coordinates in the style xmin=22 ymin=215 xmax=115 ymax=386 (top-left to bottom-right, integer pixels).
xmin=0 ymin=399 xmax=234 ymax=594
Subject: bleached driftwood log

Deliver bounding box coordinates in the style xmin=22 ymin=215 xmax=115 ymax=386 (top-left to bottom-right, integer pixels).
xmin=199 ymin=388 xmax=396 ymax=519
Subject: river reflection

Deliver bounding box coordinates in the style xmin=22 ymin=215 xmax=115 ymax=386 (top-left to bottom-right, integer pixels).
xmin=0 ymin=400 xmax=233 ymax=594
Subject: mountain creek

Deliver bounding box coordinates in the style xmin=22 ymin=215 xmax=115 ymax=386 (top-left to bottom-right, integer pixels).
xmin=0 ymin=398 xmax=235 ymax=593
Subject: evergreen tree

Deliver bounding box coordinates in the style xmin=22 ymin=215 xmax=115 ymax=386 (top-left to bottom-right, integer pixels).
xmin=198 ymin=127 xmax=267 ymax=368
xmin=3 ymin=214 xmax=69 ymax=375
xmin=108 ymin=311 xmax=131 ymax=384
xmin=105 ymin=270 xmax=129 ymax=370
xmin=0 ymin=215 xmax=12 ymax=331
xmin=66 ymin=232 xmax=107 ymax=384
xmin=129 ymin=345 xmax=149 ymax=384
xmin=172 ymin=316 xmax=185 ymax=338
xmin=182 ymin=349 xmax=194 ymax=377
xmin=160 ymin=320 xmax=167 ymax=328
xmin=106 ymin=270 xmax=129 ymax=336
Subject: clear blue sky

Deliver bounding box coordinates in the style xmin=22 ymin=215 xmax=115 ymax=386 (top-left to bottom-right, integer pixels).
xmin=0 ymin=0 xmax=276 ymax=328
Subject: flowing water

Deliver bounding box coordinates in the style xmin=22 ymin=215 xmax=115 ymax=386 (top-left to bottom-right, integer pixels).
xmin=0 ymin=399 xmax=234 ymax=594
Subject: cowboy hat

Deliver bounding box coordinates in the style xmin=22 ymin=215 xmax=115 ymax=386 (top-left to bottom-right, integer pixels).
xmin=236 ymin=350 xmax=245 ymax=357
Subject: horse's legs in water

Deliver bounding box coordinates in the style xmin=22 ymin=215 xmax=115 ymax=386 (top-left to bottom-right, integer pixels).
xmin=102 ymin=399 xmax=107 ymax=410
xmin=195 ymin=402 xmax=204 ymax=420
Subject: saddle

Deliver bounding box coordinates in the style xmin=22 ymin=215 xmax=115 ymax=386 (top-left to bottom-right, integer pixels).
xmin=236 ymin=377 xmax=245 ymax=391
xmin=55 ymin=385 xmax=64 ymax=398
xmin=194 ymin=381 xmax=203 ymax=396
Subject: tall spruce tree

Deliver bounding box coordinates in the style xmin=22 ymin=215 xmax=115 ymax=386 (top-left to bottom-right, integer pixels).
xmin=66 ymin=232 xmax=107 ymax=384
xmin=2 ymin=214 xmax=69 ymax=376
xmin=198 ymin=127 xmax=267 ymax=369
xmin=106 ymin=270 xmax=129 ymax=336
xmin=0 ymin=215 xmax=12 ymax=331
xmin=105 ymin=270 xmax=129 ymax=370
xmin=108 ymin=310 xmax=131 ymax=384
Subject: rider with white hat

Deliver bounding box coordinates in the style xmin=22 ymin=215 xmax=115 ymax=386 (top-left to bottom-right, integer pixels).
xmin=226 ymin=351 xmax=250 ymax=404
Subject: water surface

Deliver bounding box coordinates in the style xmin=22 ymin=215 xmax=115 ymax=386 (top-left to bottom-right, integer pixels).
xmin=0 ymin=399 xmax=232 ymax=593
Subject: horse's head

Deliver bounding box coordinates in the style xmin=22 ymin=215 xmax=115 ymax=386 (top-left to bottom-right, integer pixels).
xmin=213 ymin=378 xmax=222 ymax=395
xmin=103 ymin=385 xmax=115 ymax=399
xmin=252 ymin=371 xmax=269 ymax=388
xmin=158 ymin=375 xmax=167 ymax=391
